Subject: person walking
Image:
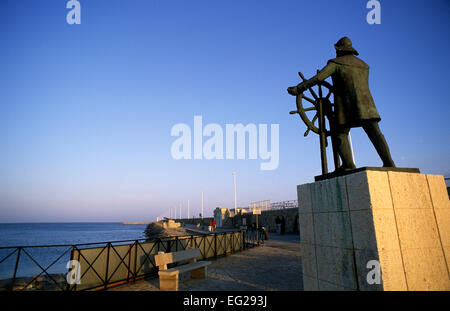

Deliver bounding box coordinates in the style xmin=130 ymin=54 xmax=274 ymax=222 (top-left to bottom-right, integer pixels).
xmin=275 ymin=216 xmax=281 ymax=234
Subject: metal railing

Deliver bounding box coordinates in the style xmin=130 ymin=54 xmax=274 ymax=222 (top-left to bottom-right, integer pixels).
xmin=0 ymin=230 xmax=259 ymax=291
xmin=235 ymin=200 xmax=298 ymax=214
xmin=244 ymin=229 xmax=265 ymax=247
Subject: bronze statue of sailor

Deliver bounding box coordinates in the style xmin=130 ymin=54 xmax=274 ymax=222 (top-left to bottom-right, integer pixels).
xmin=287 ymin=36 xmax=395 ymax=172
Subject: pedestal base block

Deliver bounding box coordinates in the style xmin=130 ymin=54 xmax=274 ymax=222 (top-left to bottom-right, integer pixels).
xmin=298 ymin=169 xmax=450 ymax=291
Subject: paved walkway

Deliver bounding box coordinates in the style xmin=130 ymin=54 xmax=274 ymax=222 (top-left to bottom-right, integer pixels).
xmin=108 ymin=234 xmax=303 ymax=291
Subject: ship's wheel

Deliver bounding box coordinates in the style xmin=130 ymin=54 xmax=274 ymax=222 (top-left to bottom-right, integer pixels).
xmin=289 ymin=71 xmax=340 ymax=174
xmin=289 ymin=72 xmax=335 ymax=137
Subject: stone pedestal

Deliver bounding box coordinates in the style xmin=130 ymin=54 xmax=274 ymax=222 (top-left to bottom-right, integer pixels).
xmin=297 ymin=169 xmax=450 ymax=291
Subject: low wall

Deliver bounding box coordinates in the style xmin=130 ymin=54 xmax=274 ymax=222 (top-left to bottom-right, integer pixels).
xmin=224 ymin=208 xmax=299 ymax=234
xmin=179 ymin=217 xmax=214 ymax=226
xmin=70 ymin=231 xmax=244 ymax=291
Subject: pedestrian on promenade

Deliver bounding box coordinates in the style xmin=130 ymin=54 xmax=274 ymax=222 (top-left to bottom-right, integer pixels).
xmin=280 ymin=216 xmax=286 ymax=235
xmin=275 ymin=216 xmax=281 ymax=234
xmin=212 ymin=220 xmax=217 ymax=232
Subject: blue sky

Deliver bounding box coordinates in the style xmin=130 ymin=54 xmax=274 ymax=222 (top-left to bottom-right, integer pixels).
xmin=0 ymin=0 xmax=449 ymax=222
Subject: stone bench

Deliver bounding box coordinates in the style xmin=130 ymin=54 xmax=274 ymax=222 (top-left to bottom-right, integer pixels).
xmin=155 ymin=248 xmax=211 ymax=291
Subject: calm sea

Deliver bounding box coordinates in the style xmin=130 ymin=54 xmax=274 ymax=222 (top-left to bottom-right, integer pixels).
xmin=0 ymin=223 xmax=148 ymax=280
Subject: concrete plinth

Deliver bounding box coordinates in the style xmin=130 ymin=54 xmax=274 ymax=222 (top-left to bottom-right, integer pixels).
xmin=297 ymin=169 xmax=450 ymax=291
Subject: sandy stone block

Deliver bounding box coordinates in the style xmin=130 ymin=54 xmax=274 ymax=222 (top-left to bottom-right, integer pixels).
xmin=300 ymin=242 xmax=317 ymax=278
xmin=346 ymin=170 xmax=392 ymax=211
xmin=297 ymin=183 xmax=313 ymax=214
xmin=395 ymin=209 xmax=442 ymax=249
xmin=353 ymin=249 xmax=382 ymax=291
xmin=402 ymin=247 xmax=450 ymax=291
xmin=326 ymin=176 xmax=349 ymax=213
xmin=388 ymin=172 xmax=433 ymax=209
xmin=318 ymin=279 xmax=352 ymax=291
xmin=434 ymin=209 xmax=450 ymax=247
xmin=310 ymin=178 xmax=348 ymax=213
xmin=350 ymin=209 xmax=400 ymax=251
xmin=377 ymin=249 xmax=408 ymax=291
xmin=346 ymin=171 xmax=370 ymax=210
xmin=159 ymin=274 xmax=179 ymax=291
xmin=310 ymin=180 xmax=329 ymax=214
xmin=426 ymin=174 xmax=450 ymax=210
xmin=302 ymin=275 xmax=319 ymax=291
xmin=355 ymin=250 xmax=407 ymax=291
xmin=365 ymin=170 xmax=394 ymax=210
xmin=313 ymin=212 xmax=353 ymax=249
xmin=354 ymin=249 xmax=407 ymax=291
xmin=299 ymin=213 xmax=315 ymax=244
xmin=350 ymin=210 xmax=376 ymax=251
xmin=444 ymin=246 xmax=450 ymax=274
xmin=372 ymin=209 xmax=402 ymax=251
xmin=316 ymin=246 xmax=357 ymax=290
xmin=190 ymin=266 xmax=207 ymax=279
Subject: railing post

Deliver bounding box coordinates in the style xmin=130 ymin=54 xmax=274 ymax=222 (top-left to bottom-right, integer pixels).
xmin=10 ymin=247 xmax=21 ymax=291
xmin=104 ymin=243 xmax=111 ymax=290
xmin=75 ymin=247 xmax=81 ymax=291
xmin=203 ymin=235 xmax=206 ymax=260
xmin=65 ymin=247 xmax=74 ymax=291
xmin=224 ymin=232 xmax=227 ymax=255
xmin=126 ymin=244 xmax=131 ymax=282
xmin=214 ymin=233 xmax=217 ymax=259
xmin=133 ymin=240 xmax=138 ymax=283
xmin=231 ymin=232 xmax=234 ymax=254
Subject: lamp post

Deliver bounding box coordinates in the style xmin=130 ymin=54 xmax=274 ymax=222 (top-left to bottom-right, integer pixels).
xmin=201 ymin=191 xmax=204 ymax=219
xmin=232 ymin=172 xmax=237 ymax=210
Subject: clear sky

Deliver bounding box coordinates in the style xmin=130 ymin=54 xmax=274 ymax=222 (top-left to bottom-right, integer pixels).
xmin=0 ymin=0 xmax=449 ymax=222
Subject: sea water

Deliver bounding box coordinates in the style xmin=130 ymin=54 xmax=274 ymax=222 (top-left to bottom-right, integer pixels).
xmin=0 ymin=223 xmax=147 ymax=280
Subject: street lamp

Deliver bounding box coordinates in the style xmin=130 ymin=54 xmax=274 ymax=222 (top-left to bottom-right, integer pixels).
xmin=232 ymin=172 xmax=237 ymax=210
xmin=201 ymin=191 xmax=204 ymax=219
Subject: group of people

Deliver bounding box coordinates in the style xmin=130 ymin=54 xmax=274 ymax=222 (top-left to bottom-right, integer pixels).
xmin=207 ymin=216 xmax=287 ymax=235
xmin=208 ymin=220 xmax=217 ymax=232
xmin=275 ymin=216 xmax=286 ymax=235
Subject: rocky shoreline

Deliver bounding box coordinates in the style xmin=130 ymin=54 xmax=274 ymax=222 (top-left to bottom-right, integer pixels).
xmin=0 ymin=273 xmax=67 ymax=291
xmin=144 ymin=220 xmax=209 ymax=240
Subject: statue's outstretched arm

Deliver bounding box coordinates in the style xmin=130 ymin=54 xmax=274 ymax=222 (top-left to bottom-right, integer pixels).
xmin=287 ymin=62 xmax=336 ymax=96
xmin=298 ymin=62 xmax=336 ymax=91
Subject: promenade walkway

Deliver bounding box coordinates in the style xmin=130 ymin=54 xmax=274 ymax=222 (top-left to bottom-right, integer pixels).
xmin=108 ymin=233 xmax=303 ymax=291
